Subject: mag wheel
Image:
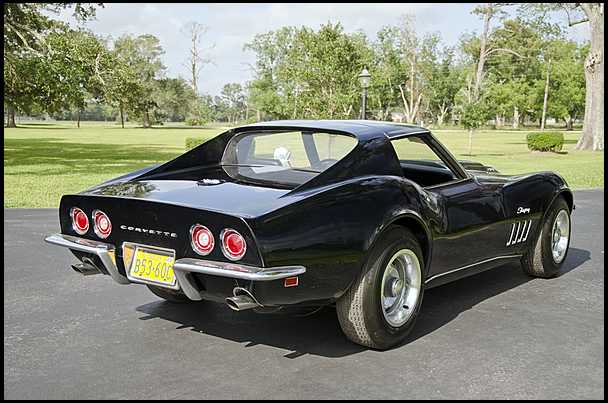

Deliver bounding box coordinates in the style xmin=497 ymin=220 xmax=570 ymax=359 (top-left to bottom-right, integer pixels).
xmin=521 ymin=196 xmax=571 ymax=278
xmin=336 ymin=226 xmax=424 ymax=350
xmin=146 ymin=284 xmax=196 ymax=303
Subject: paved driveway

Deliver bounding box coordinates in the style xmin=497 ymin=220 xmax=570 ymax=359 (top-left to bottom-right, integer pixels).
xmin=3 ymin=190 xmax=604 ymax=399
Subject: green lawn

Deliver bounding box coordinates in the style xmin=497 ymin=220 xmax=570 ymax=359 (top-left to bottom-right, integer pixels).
xmin=4 ymin=122 xmax=603 ymax=208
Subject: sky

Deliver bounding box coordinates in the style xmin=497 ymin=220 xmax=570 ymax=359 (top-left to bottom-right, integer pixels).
xmin=54 ymin=3 xmax=589 ymax=96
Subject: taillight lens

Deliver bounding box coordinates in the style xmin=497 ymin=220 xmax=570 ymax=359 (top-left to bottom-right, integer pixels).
xmin=93 ymin=210 xmax=112 ymax=239
xmin=220 ymin=228 xmax=246 ymax=261
xmin=191 ymin=224 xmax=214 ymax=256
xmin=71 ymin=207 xmax=89 ymax=235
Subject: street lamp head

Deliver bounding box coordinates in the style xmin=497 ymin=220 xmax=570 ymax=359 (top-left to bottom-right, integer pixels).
xmin=358 ymin=67 xmax=371 ymax=89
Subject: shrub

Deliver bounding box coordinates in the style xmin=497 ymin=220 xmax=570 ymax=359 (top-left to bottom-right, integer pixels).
xmin=185 ymin=117 xmax=206 ymax=126
xmin=526 ymin=132 xmax=564 ymax=152
xmin=185 ymin=137 xmax=206 ymax=150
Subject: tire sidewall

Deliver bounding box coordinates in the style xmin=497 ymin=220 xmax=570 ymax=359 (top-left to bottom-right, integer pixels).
xmin=539 ymin=198 xmax=571 ymax=274
xmin=362 ymin=227 xmax=425 ymax=349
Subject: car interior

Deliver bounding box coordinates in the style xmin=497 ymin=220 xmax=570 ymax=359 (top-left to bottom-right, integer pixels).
xmin=399 ymin=159 xmax=458 ymax=187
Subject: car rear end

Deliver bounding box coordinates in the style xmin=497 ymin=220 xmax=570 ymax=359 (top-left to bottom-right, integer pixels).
xmin=45 ymin=124 xmax=366 ymax=310
xmin=46 ymin=193 xmax=305 ymax=308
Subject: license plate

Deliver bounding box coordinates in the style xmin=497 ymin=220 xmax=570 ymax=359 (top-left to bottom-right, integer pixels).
xmin=128 ymin=246 xmax=177 ymax=288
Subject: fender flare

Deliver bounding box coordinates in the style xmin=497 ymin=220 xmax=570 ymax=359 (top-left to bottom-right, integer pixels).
xmin=529 ymin=187 xmax=574 ymax=248
xmin=362 ymin=210 xmax=433 ymax=279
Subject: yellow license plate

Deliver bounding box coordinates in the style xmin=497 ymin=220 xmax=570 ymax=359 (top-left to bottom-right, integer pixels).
xmin=129 ymin=247 xmax=176 ymax=288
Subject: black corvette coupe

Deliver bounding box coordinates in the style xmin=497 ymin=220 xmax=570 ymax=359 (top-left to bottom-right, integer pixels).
xmin=46 ymin=120 xmax=574 ymax=349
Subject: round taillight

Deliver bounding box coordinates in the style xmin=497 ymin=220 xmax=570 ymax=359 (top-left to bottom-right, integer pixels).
xmin=93 ymin=210 xmax=112 ymax=239
xmin=71 ymin=207 xmax=89 ymax=235
xmin=191 ymin=224 xmax=215 ymax=256
xmin=221 ymin=229 xmax=246 ymax=261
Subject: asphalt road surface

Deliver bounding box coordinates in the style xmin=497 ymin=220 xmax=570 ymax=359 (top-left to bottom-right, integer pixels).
xmin=4 ymin=190 xmax=604 ymax=399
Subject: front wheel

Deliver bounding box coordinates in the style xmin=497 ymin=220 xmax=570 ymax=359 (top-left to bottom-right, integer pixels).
xmin=521 ymin=196 xmax=571 ymax=278
xmin=336 ymin=226 xmax=424 ymax=350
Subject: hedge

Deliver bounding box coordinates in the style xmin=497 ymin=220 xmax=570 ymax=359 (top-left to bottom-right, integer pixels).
xmin=185 ymin=137 xmax=207 ymax=150
xmin=526 ymin=131 xmax=564 ymax=153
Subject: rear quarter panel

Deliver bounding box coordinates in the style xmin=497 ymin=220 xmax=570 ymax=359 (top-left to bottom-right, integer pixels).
xmin=247 ymin=176 xmax=436 ymax=305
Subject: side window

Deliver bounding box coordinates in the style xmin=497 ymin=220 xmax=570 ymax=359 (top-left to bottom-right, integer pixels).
xmin=312 ymin=133 xmax=357 ymax=161
xmin=390 ymin=136 xmax=459 ymax=187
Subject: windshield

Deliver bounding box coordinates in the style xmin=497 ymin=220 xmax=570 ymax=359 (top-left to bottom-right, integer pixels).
xmin=221 ymin=130 xmax=357 ymax=187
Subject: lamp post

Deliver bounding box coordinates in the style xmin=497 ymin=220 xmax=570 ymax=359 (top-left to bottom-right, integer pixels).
xmin=358 ymin=67 xmax=371 ymax=119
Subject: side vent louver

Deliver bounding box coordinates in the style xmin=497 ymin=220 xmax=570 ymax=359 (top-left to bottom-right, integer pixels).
xmin=506 ymin=220 xmax=532 ymax=246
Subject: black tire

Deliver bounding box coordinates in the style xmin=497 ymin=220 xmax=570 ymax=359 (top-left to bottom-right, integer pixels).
xmin=521 ymin=197 xmax=571 ymax=278
xmin=336 ymin=226 xmax=425 ymax=350
xmin=146 ymin=284 xmax=195 ymax=303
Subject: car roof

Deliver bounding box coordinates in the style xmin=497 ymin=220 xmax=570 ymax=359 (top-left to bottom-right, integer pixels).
xmin=238 ymin=119 xmax=430 ymax=141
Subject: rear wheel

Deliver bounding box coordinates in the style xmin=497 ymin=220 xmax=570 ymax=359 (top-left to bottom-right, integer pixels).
xmin=336 ymin=226 xmax=424 ymax=350
xmin=146 ymin=284 xmax=195 ymax=303
xmin=521 ymin=197 xmax=571 ymax=278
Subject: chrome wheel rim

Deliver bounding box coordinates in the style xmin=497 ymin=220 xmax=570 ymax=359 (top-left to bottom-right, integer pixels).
xmin=380 ymin=249 xmax=422 ymax=327
xmin=551 ymin=209 xmax=570 ymax=264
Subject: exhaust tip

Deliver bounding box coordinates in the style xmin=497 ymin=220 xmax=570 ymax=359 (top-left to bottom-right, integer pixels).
xmin=225 ymin=294 xmax=259 ymax=311
xmin=225 ymin=298 xmax=241 ymax=311
xmin=71 ymin=259 xmax=102 ymax=276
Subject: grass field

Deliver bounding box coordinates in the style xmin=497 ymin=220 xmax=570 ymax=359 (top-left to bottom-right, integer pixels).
xmin=4 ymin=121 xmax=604 ymax=208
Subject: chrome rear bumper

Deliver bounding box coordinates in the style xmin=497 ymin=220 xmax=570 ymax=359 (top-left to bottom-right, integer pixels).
xmin=172 ymin=258 xmax=306 ymax=301
xmin=44 ymin=233 xmax=306 ymax=301
xmin=44 ymin=233 xmax=130 ymax=284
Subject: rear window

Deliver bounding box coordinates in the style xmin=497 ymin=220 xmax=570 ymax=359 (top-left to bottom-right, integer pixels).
xmin=221 ymin=130 xmax=357 ymax=187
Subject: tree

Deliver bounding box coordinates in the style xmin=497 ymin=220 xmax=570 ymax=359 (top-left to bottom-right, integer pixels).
xmin=521 ymin=3 xmax=604 ymax=150
xmin=395 ymin=15 xmax=424 ymax=124
xmin=153 ymin=77 xmax=197 ymax=122
xmin=245 ymin=23 xmax=371 ymax=120
xmin=181 ymin=22 xmax=212 ymax=96
xmin=545 ymin=41 xmax=586 ymax=130
xmin=426 ymin=48 xmax=463 ymax=126
xmin=368 ymin=26 xmax=404 ymax=121
xmin=41 ymin=28 xmax=110 ymax=127
xmin=484 ymin=18 xmax=546 ymax=128
xmin=3 ymin=3 xmax=101 ymax=127
xmin=471 ymin=3 xmax=509 ymax=100
xmin=113 ymin=34 xmax=166 ymax=127
xmin=461 ymin=100 xmax=488 ymax=155
xmin=464 ymin=3 xmax=505 ymax=152
xmin=101 ymin=52 xmax=141 ymax=128
xmin=220 ymin=83 xmax=246 ymax=123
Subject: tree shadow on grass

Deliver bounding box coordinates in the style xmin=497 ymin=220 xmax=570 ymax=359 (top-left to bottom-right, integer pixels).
xmin=460 ymin=152 xmax=507 ymax=157
xmin=4 ymin=137 xmax=180 ymax=176
xmin=135 ymin=248 xmax=589 ymax=359
xmin=14 ymin=123 xmax=64 ymax=127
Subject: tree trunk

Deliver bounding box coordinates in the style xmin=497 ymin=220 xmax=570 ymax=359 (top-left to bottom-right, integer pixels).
xmin=77 ymin=110 xmax=81 ymax=128
xmin=540 ymin=62 xmax=550 ymax=130
xmin=409 ymin=56 xmax=416 ymax=123
xmin=438 ymin=111 xmax=446 ymax=127
xmin=473 ymin=4 xmax=493 ymax=100
xmin=575 ymin=4 xmax=604 ymax=150
xmin=143 ymin=110 xmax=150 ymax=128
xmin=495 ymin=113 xmax=502 ymax=129
xmin=512 ymin=106 xmax=519 ymax=129
xmin=565 ymin=116 xmax=574 ymax=131
xmin=6 ymin=104 xmax=17 ymax=128
xmin=120 ymin=104 xmax=125 ymax=128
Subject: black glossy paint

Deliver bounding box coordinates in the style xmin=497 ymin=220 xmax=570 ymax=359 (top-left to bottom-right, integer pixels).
xmin=57 ymin=120 xmax=573 ymax=306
